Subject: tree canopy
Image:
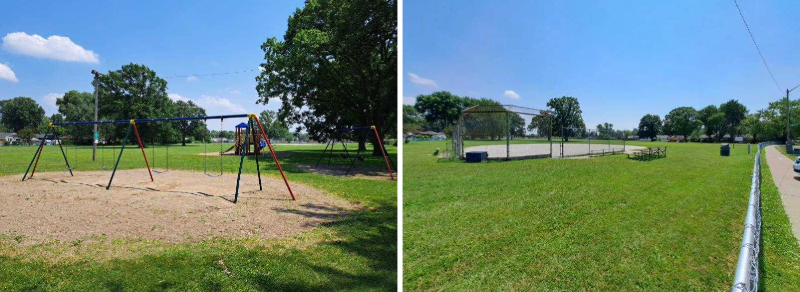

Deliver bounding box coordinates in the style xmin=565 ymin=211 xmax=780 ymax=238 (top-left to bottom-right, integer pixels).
xmin=96 ymin=63 xmax=175 ymax=144
xmin=720 ymin=99 xmax=748 ymax=142
xmin=546 ymin=96 xmax=585 ymax=141
xmin=259 ymin=110 xmax=292 ymax=142
xmin=638 ymin=114 xmax=662 ymax=140
xmin=0 ymin=97 xmax=45 ymax=132
xmin=174 ymin=100 xmax=207 ymax=146
xmin=663 ymin=107 xmax=700 ymax=138
xmin=255 ymin=0 xmax=396 ymax=155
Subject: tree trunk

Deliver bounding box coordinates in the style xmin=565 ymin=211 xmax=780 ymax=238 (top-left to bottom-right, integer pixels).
xmin=181 ymin=132 xmax=187 ymax=146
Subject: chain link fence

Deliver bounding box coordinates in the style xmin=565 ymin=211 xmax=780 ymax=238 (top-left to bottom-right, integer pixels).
xmin=731 ymin=142 xmax=778 ymax=292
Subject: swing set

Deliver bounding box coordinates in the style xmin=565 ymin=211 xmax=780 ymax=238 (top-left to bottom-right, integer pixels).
xmin=21 ymin=114 xmax=295 ymax=203
xmin=315 ymin=126 xmax=395 ymax=180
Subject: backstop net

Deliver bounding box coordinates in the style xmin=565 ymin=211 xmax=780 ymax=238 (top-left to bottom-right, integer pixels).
xmin=453 ymin=105 xmax=553 ymax=160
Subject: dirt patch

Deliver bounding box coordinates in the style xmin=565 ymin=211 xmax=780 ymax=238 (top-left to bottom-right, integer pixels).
xmin=0 ymin=170 xmax=357 ymax=245
xmin=297 ymin=164 xmax=395 ymax=181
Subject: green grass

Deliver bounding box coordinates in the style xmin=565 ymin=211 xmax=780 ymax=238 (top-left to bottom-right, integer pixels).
xmin=403 ymin=140 xmax=800 ymax=291
xmin=0 ymin=142 xmax=397 ymax=291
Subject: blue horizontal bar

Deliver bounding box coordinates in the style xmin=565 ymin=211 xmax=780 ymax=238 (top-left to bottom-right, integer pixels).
xmin=52 ymin=114 xmax=251 ymax=126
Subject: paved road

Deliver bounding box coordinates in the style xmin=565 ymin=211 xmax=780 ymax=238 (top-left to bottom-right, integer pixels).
xmin=764 ymin=145 xmax=800 ymax=243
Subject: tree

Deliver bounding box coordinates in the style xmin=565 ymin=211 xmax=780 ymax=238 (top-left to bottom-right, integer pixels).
xmin=402 ymin=105 xmax=424 ymax=133
xmin=546 ymin=96 xmax=584 ymax=141
xmin=56 ymin=91 xmax=95 ymax=144
xmin=259 ymin=110 xmax=292 ymax=141
xmin=720 ymin=99 xmax=748 ymax=143
xmin=638 ymin=114 xmax=662 ymax=140
xmin=0 ymin=97 xmax=45 ymax=132
xmin=527 ymin=113 xmax=553 ymax=140
xmin=17 ymin=128 xmax=37 ymax=145
xmin=414 ymin=91 xmax=465 ymax=132
xmin=663 ymin=107 xmax=700 ymax=139
xmin=96 ymin=63 xmax=175 ymax=144
xmin=256 ymin=0 xmax=396 ymax=156
xmin=740 ymin=110 xmax=766 ymax=143
xmin=697 ymin=105 xmax=722 ymax=141
xmin=174 ymin=100 xmax=207 ymax=146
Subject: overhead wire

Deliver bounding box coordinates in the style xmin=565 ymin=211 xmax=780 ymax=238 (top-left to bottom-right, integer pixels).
xmin=733 ymin=0 xmax=782 ymax=93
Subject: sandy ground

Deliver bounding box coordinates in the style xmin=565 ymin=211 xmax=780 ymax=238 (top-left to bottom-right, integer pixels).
xmin=464 ymin=143 xmax=645 ymax=159
xmin=0 ymin=170 xmax=357 ymax=245
xmin=764 ymin=146 xmax=800 ymax=244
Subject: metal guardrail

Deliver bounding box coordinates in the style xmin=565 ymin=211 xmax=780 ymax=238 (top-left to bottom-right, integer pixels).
xmin=731 ymin=142 xmax=778 ymax=292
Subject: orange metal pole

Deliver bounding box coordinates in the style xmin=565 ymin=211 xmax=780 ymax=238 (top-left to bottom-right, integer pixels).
xmin=29 ymin=136 xmax=47 ymax=178
xmin=131 ymin=122 xmax=154 ymax=182
xmin=253 ymin=116 xmax=296 ymax=200
xmin=371 ymin=126 xmax=394 ymax=180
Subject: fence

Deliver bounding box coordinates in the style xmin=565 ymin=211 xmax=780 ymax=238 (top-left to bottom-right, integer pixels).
xmin=730 ymin=142 xmax=777 ymax=292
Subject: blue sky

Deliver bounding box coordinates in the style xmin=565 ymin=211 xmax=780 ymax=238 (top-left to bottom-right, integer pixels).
xmin=0 ymin=0 xmax=306 ymax=126
xmin=403 ymin=0 xmax=800 ymax=130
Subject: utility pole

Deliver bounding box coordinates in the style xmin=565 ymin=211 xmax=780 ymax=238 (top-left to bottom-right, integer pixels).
xmin=787 ymin=84 xmax=800 ymax=154
xmin=91 ymin=70 xmax=101 ymax=161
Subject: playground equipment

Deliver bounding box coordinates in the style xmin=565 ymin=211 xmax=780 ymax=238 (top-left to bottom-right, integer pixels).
xmin=315 ymin=126 xmax=395 ymax=180
xmin=233 ymin=122 xmax=263 ymax=155
xmin=21 ymin=114 xmax=295 ymax=203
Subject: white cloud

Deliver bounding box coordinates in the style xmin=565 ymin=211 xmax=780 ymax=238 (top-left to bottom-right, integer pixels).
xmin=168 ymin=93 xmax=190 ymax=102
xmin=2 ymin=32 xmax=99 ymax=63
xmin=186 ymin=75 xmax=198 ymax=82
xmin=407 ymin=73 xmax=438 ymax=88
xmin=0 ymin=63 xmax=18 ymax=83
xmin=42 ymin=93 xmax=62 ymax=115
xmin=195 ymin=95 xmax=246 ymax=114
xmin=503 ymin=90 xmax=520 ymax=99
xmin=229 ymin=89 xmax=240 ymax=95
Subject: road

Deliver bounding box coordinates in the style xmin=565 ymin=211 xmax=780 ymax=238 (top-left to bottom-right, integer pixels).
xmin=764 ymin=145 xmax=800 ymax=243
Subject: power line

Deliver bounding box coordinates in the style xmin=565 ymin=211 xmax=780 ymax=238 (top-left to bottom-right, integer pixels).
xmin=162 ymin=68 xmax=261 ymax=79
xmin=733 ymin=0 xmax=782 ymax=93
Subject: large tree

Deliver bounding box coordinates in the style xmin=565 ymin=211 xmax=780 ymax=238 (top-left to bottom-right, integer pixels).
xmin=697 ymin=105 xmax=724 ymax=141
xmin=96 ymin=63 xmax=176 ymax=144
xmin=56 ymin=91 xmax=95 ymax=144
xmin=414 ymin=91 xmax=464 ymax=132
xmin=174 ymin=100 xmax=207 ymax=146
xmin=720 ymin=99 xmax=748 ymax=142
xmin=663 ymin=107 xmax=700 ymax=139
xmin=546 ymin=96 xmax=585 ymax=142
xmin=256 ymin=0 xmax=396 ymax=156
xmin=638 ymin=114 xmax=662 ymax=140
xmin=0 ymin=97 xmax=45 ymax=132
xmin=259 ymin=110 xmax=292 ymax=142
xmin=527 ymin=113 xmax=553 ymax=140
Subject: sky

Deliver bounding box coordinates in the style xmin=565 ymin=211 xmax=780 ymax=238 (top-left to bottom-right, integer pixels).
xmin=403 ymin=0 xmax=800 ymax=130
xmin=0 ymin=0 xmax=306 ymax=126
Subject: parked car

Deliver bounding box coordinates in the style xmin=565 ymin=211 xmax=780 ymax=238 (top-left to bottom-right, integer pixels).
xmin=794 ymin=157 xmax=800 ymax=173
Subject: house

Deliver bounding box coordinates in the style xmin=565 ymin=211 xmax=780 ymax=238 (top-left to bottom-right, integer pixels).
xmin=0 ymin=133 xmax=17 ymax=145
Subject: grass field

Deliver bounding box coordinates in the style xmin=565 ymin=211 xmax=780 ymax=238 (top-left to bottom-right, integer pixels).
xmin=0 ymin=142 xmax=397 ymax=291
xmin=403 ymin=140 xmax=800 ymax=291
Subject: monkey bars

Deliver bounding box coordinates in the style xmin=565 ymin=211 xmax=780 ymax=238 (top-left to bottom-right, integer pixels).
xmin=21 ymin=113 xmax=295 ymax=203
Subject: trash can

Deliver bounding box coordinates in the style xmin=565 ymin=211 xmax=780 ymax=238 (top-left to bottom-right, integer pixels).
xmin=465 ymin=151 xmax=488 ymax=163
xmin=720 ymin=143 xmax=730 ymax=156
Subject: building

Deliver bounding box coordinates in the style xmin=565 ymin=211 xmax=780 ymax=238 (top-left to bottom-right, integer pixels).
xmin=0 ymin=133 xmax=17 ymax=145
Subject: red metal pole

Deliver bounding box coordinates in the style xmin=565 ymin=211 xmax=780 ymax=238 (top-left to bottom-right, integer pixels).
xmin=29 ymin=135 xmax=47 ymax=178
xmin=372 ymin=126 xmax=395 ymax=180
xmin=253 ymin=115 xmax=296 ymax=200
xmin=131 ymin=122 xmax=154 ymax=182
